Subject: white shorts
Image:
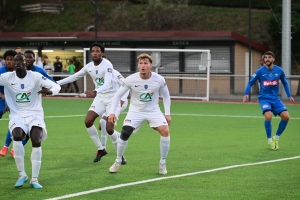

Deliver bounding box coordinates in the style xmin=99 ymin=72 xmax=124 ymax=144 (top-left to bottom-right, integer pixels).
xmin=89 ymin=92 xmax=121 ymax=117
xmin=123 ymin=109 xmax=168 ymax=133
xmin=9 ymin=115 xmax=47 ymax=141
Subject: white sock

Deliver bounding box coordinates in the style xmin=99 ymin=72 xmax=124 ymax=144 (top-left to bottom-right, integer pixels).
xmin=275 ymin=135 xmax=280 ymax=140
xmin=116 ymin=138 xmax=128 ymax=163
xmin=86 ymin=125 xmax=103 ymax=150
xmin=13 ymin=141 xmax=26 ymax=176
xmin=110 ymin=130 xmax=120 ymax=152
xmin=100 ymin=119 xmax=108 ymax=148
xmin=268 ymin=138 xmax=273 ymax=143
xmin=31 ymin=147 xmax=42 ymax=181
xmin=160 ymin=135 xmax=170 ymax=164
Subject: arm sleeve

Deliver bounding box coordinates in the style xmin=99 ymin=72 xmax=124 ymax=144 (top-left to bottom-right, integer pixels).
xmin=244 ymin=71 xmax=259 ymax=95
xmin=280 ymin=71 xmax=292 ymax=98
xmin=109 ymin=82 xmax=130 ymax=115
xmin=159 ymin=80 xmax=171 ymax=115
xmin=0 ymin=75 xmax=5 ymax=86
xmin=57 ymin=66 xmax=87 ymax=85
xmin=120 ymin=90 xmax=130 ymax=101
xmin=39 ymin=75 xmax=61 ymax=95
xmin=37 ymin=68 xmax=55 ymax=82
xmin=95 ymin=67 xmax=113 ymax=93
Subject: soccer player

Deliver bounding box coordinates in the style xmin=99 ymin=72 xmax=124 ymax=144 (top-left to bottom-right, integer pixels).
xmin=108 ymin=53 xmax=171 ymax=174
xmin=243 ymin=51 xmax=294 ymax=150
xmin=0 ymin=50 xmax=30 ymax=157
xmin=57 ymin=42 xmax=121 ymax=163
xmin=0 ymin=53 xmax=61 ymax=188
xmin=0 ymin=50 xmax=55 ymax=157
xmin=98 ymin=69 xmax=129 ymax=164
xmin=97 ymin=56 xmax=128 ymax=164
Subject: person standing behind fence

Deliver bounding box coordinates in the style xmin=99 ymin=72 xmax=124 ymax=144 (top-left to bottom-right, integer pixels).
xmin=108 ymin=53 xmax=171 ymax=175
xmin=243 ymin=51 xmax=294 ymax=150
xmin=53 ymin=56 xmax=63 ymax=82
xmin=66 ymin=59 xmax=78 ymax=93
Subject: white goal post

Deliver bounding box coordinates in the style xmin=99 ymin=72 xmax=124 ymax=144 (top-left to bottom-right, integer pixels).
xmin=83 ymin=48 xmax=211 ymax=101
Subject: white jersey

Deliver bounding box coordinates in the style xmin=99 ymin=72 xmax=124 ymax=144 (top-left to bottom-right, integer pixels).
xmin=110 ymin=72 xmax=171 ymax=114
xmin=57 ymin=59 xmax=119 ymax=94
xmin=0 ymin=71 xmax=61 ymax=119
xmin=113 ymin=69 xmax=129 ymax=101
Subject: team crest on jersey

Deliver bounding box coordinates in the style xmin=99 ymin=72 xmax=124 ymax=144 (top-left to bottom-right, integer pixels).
xmin=275 ymin=73 xmax=278 ymax=77
xmin=107 ymin=68 xmax=112 ymax=73
xmin=21 ymin=84 xmax=24 ymax=89
xmin=144 ymin=84 xmax=148 ymax=89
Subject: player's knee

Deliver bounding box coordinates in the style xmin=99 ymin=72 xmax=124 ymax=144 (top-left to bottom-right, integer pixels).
xmin=12 ymin=128 xmax=25 ymax=141
xmin=30 ymin=127 xmax=42 ymax=147
xmin=120 ymin=126 xmax=134 ymax=141
xmin=280 ymin=111 xmax=290 ymax=121
xmin=156 ymin=126 xmax=169 ymax=137
xmin=106 ymin=121 xmax=114 ymax=135
xmin=84 ymin=119 xmax=93 ymax=128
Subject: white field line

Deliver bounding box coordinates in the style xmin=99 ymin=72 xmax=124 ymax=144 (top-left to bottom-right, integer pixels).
xmin=1 ymin=113 xmax=300 ymax=121
xmin=45 ymin=156 xmax=300 ymax=200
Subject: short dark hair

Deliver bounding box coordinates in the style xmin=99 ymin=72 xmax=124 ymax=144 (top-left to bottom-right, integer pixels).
xmin=90 ymin=42 xmax=105 ymax=53
xmin=3 ymin=50 xmax=17 ymax=59
xmin=263 ymin=51 xmax=275 ymax=58
xmin=14 ymin=53 xmax=26 ymax=60
xmin=24 ymin=50 xmax=36 ymax=58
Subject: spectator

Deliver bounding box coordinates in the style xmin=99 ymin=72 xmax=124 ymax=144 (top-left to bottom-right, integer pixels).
xmin=0 ymin=56 xmax=5 ymax=67
xmin=43 ymin=57 xmax=54 ymax=73
xmin=66 ymin=59 xmax=79 ymax=93
xmin=15 ymin=47 xmax=22 ymax=54
xmin=35 ymin=55 xmax=44 ymax=68
xmin=73 ymin=56 xmax=81 ymax=72
xmin=53 ymin=56 xmax=63 ymax=82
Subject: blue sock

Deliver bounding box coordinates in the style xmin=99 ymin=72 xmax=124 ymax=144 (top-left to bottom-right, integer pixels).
xmin=22 ymin=139 xmax=28 ymax=146
xmin=264 ymin=120 xmax=272 ymax=139
xmin=4 ymin=130 xmax=12 ymax=147
xmin=275 ymin=120 xmax=288 ymax=137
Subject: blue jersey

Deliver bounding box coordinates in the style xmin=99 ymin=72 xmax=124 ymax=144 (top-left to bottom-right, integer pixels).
xmin=244 ymin=65 xmax=291 ymax=100
xmin=0 ymin=66 xmax=9 ymax=111
xmin=31 ymin=65 xmax=55 ymax=82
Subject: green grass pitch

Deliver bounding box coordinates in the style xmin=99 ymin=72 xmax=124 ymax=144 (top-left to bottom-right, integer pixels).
xmin=0 ymin=98 xmax=299 ymax=199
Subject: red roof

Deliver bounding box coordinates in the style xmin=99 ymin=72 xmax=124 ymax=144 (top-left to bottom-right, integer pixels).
xmin=0 ymin=31 xmax=269 ymax=52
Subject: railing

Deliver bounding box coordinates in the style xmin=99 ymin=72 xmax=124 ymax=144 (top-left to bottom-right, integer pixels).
xmin=21 ymin=3 xmax=64 ymax=14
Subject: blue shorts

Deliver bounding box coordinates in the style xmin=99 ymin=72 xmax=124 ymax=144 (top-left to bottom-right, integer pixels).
xmin=259 ymin=99 xmax=287 ymax=116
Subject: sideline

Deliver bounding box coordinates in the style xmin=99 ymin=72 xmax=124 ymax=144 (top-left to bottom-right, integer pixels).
xmin=45 ymin=156 xmax=300 ymax=200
